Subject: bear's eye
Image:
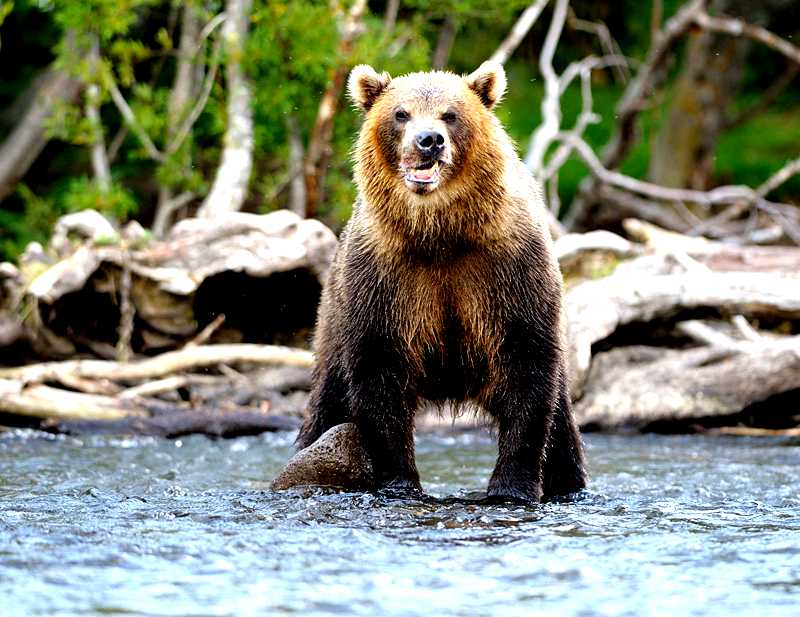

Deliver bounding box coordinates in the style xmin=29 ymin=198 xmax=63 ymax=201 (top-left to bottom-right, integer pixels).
xmin=394 ymin=109 xmax=410 ymax=122
xmin=441 ymin=111 xmax=457 ymax=124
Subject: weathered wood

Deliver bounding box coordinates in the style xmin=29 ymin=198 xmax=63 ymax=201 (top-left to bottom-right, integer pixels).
xmin=49 ymin=409 xmax=299 ymax=438
xmin=624 ymin=218 xmax=800 ymax=272
xmin=21 ymin=209 xmax=337 ymax=358
xmin=0 ymin=343 xmax=314 ymax=386
xmin=0 ymin=380 xmax=143 ymax=421
xmin=565 ymin=266 xmax=800 ymax=394
xmin=715 ymin=426 xmax=800 ymax=437
xmin=574 ymin=337 xmax=800 ymax=429
xmin=0 ymin=374 xmax=302 ymax=436
xmin=554 ymin=229 xmax=641 ymax=279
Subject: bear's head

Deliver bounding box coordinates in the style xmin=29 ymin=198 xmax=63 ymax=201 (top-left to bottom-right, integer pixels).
xmin=348 ymin=62 xmax=508 ymax=199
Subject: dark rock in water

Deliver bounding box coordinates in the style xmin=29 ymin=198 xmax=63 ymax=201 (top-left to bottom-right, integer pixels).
xmin=271 ymin=423 xmax=374 ymax=490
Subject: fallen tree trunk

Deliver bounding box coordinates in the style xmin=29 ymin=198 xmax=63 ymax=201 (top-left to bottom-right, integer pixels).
xmin=566 ymin=267 xmax=800 ymax=394
xmin=50 ymin=408 xmax=299 ymax=438
xmin=623 ymin=218 xmax=800 ymax=271
xmin=14 ymin=209 xmax=337 ymax=358
xmin=575 ymin=337 xmax=800 ymax=429
xmin=0 ymin=380 xmax=143 ymax=421
xmin=0 ymin=361 xmax=307 ymax=437
xmin=4 ymin=214 xmax=800 ymax=437
xmin=0 ymin=343 xmax=313 ymax=387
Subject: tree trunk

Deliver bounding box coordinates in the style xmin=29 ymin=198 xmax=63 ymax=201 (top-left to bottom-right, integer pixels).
xmin=303 ymin=0 xmax=368 ymax=219
xmin=286 ymin=115 xmax=306 ymax=217
xmin=431 ymin=14 xmax=458 ymax=70
xmin=648 ymin=0 xmax=790 ymax=191
xmin=0 ymin=69 xmax=82 ymax=202
xmin=383 ymin=0 xmax=400 ymax=34
xmin=648 ymin=12 xmax=748 ymax=189
xmin=153 ymin=2 xmax=201 ymax=237
xmin=85 ymin=36 xmax=111 ymax=194
xmin=198 ymin=0 xmax=254 ymax=218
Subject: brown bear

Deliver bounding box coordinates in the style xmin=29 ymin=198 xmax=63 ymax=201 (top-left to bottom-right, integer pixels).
xmin=296 ymin=62 xmax=587 ymax=502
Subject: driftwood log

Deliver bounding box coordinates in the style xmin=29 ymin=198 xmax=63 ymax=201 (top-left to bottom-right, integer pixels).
xmin=13 ymin=209 xmax=337 ymax=359
xmin=2 ymin=212 xmax=800 ymax=436
xmin=575 ymin=339 xmax=800 ymax=429
xmin=0 ymin=345 xmax=310 ymax=437
xmin=566 ymin=269 xmax=800 ymax=394
xmin=565 ymin=220 xmax=800 ymax=428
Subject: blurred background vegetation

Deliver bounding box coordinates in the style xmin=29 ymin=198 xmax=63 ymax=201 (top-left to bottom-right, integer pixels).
xmin=1 ymin=0 xmax=798 ymax=260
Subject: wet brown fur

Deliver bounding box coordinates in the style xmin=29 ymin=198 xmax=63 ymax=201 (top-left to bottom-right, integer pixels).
xmin=297 ymin=64 xmax=587 ymax=502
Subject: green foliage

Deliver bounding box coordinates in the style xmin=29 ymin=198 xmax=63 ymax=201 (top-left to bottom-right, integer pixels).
xmin=0 ymin=1 xmax=13 ymax=27
xmin=248 ymin=0 xmax=339 ymax=153
xmin=58 ymin=176 xmax=139 ymax=219
xmin=0 ymin=0 xmax=798 ymax=262
xmin=0 ymin=184 xmax=61 ymax=259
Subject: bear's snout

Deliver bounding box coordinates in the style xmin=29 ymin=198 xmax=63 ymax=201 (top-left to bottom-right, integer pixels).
xmin=414 ymin=130 xmax=445 ymax=157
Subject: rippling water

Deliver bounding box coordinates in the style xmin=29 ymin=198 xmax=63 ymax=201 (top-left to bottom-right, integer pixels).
xmin=1 ymin=429 xmax=798 ymax=616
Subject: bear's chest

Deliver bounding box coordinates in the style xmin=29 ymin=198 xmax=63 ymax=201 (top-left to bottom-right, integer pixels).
xmin=391 ymin=258 xmax=505 ymax=385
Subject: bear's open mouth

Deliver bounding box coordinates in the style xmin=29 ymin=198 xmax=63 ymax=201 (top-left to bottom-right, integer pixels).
xmin=404 ymin=160 xmax=442 ymax=185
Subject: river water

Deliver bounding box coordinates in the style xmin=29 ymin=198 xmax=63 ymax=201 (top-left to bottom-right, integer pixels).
xmin=1 ymin=429 xmax=798 ymax=616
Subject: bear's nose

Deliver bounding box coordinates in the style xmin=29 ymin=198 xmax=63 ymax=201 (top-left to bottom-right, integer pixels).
xmin=414 ymin=130 xmax=445 ymax=156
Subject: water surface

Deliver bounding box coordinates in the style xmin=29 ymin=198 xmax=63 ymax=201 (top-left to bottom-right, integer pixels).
xmin=1 ymin=430 xmax=798 ymax=616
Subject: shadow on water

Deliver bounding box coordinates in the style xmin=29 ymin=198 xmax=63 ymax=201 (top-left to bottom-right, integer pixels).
xmin=0 ymin=429 xmax=799 ymax=616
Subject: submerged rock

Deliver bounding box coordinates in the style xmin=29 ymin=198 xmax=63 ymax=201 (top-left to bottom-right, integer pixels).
xmin=271 ymin=423 xmax=374 ymax=491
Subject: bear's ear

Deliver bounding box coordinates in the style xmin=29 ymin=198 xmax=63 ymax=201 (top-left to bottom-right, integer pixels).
xmin=348 ymin=65 xmax=392 ymax=112
xmin=465 ymin=61 xmax=507 ymax=110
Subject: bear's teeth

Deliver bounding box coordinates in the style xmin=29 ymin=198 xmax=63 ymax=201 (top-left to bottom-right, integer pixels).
xmin=410 ymin=162 xmax=438 ymax=181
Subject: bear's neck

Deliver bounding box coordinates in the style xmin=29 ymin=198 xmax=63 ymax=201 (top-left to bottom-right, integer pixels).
xmin=358 ymin=169 xmax=515 ymax=262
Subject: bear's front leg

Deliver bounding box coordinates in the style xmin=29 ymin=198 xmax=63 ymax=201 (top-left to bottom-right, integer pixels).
xmin=347 ymin=342 xmax=421 ymax=493
xmin=483 ymin=328 xmax=561 ymax=503
xmin=296 ymin=357 xmax=351 ymax=450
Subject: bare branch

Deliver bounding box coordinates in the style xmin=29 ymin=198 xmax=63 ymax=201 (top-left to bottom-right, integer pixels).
xmin=489 ymin=0 xmax=550 ymax=65
xmin=85 ymin=36 xmax=112 ymax=193
xmin=558 ymin=54 xmax=628 ymax=94
xmin=557 ymin=130 xmax=800 ymax=245
xmin=107 ymin=125 xmax=130 ymax=163
xmin=165 ymin=31 xmax=223 ymax=157
xmin=558 ymin=132 xmax=750 ymax=205
xmin=756 ymin=200 xmax=800 ymax=245
xmin=732 ymin=315 xmax=762 ymax=343
xmin=194 ymin=12 xmax=227 ymax=57
xmin=650 ymin=0 xmax=663 ymax=42
xmin=602 ymin=0 xmax=706 ymax=170
xmin=0 ymin=344 xmax=314 ymax=385
xmin=757 ymin=156 xmax=800 ymax=198
xmin=596 ymin=185 xmax=693 ymax=232
xmin=566 ymin=7 xmax=630 ymax=83
xmin=694 ymin=11 xmax=800 ymax=66
xmin=116 ymin=251 xmax=134 ymax=362
xmin=677 ymin=320 xmax=743 ymax=351
xmin=152 ymin=191 xmax=195 ymax=238
xmin=542 ymin=56 xmax=627 ymax=184
xmin=524 ymin=0 xmax=569 ymax=173
xmin=105 ymin=77 xmax=166 ymax=163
